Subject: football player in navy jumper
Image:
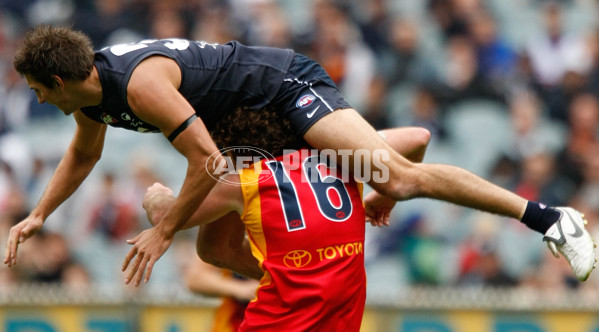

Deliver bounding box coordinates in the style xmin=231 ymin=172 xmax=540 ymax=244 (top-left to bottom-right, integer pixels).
xmin=5 ymin=25 xmax=596 ymax=286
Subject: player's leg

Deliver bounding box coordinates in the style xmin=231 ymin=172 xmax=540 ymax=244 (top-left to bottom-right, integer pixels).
xmin=303 ymin=108 xmax=527 ymax=217
xmin=304 ymin=108 xmax=597 ymax=281
xmin=278 ymin=53 xmax=596 ymax=280
xmin=277 ymin=54 xmax=525 ymax=218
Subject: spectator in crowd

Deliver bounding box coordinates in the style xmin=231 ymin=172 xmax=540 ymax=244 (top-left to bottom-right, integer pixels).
xmin=16 ymin=230 xmax=90 ymax=287
xmin=72 ymin=0 xmax=140 ymax=47
xmin=88 ymin=173 xmax=139 ymax=243
xmin=514 ymin=152 xmax=571 ymax=207
xmin=466 ymin=9 xmax=517 ymax=87
xmin=309 ymin=0 xmax=375 ymax=112
xmin=556 ymin=92 xmax=599 ymax=189
xmin=525 ymin=1 xmax=593 ymax=122
xmin=506 ymin=90 xmax=565 ymax=160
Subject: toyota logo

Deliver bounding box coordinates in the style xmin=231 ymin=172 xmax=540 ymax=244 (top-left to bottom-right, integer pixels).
xmin=283 ymin=250 xmax=312 ymax=268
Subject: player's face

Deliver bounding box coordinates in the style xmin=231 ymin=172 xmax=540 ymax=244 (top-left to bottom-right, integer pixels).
xmin=24 ymin=74 xmax=77 ymax=115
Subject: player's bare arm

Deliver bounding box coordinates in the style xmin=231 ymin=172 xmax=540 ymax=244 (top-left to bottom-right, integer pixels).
xmin=4 ymin=111 xmax=107 ymax=266
xmin=121 ymin=56 xmax=229 ymax=286
xmin=142 ymin=179 xmax=244 ymax=229
xmin=143 ymin=180 xmax=262 ymax=279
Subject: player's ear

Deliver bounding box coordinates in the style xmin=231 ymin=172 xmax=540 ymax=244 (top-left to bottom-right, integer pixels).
xmin=51 ymin=75 xmax=64 ymax=89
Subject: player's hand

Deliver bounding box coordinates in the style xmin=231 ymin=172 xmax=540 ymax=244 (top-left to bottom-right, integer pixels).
xmin=4 ymin=215 xmax=44 ymax=267
xmin=122 ymin=227 xmax=173 ymax=286
xmin=142 ymin=183 xmax=175 ymax=226
xmin=364 ymin=191 xmax=396 ymax=227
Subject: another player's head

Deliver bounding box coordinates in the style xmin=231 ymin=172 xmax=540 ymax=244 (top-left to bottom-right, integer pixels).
xmin=211 ymin=106 xmax=307 ymax=159
xmin=14 ymin=25 xmax=94 ymax=88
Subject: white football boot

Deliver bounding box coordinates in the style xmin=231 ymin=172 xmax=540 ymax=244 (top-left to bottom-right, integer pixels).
xmin=543 ymin=207 xmax=597 ymax=281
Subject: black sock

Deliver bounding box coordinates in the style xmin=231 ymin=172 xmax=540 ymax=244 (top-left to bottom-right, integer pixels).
xmin=520 ymin=201 xmax=560 ymax=234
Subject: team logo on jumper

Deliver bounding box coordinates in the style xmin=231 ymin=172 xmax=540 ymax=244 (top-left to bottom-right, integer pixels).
xmin=101 ymin=113 xmax=118 ymax=124
xmin=283 ymin=250 xmax=312 ymax=268
xmin=296 ymin=94 xmax=316 ymax=109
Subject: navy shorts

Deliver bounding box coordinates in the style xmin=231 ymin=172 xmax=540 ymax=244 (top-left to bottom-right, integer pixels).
xmin=271 ymin=53 xmax=352 ymax=136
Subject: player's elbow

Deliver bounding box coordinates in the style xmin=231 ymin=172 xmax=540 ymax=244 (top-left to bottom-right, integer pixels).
xmin=71 ymin=147 xmax=102 ymax=169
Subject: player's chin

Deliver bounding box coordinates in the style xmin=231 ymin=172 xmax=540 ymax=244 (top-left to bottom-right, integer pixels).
xmin=59 ymin=106 xmax=76 ymax=116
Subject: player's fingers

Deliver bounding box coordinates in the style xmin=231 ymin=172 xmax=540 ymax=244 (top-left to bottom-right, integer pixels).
xmin=381 ymin=217 xmax=387 ymax=226
xmin=365 ymin=209 xmax=376 ymax=220
xmin=19 ymin=224 xmax=35 ymax=241
xmin=134 ymin=255 xmax=150 ymax=287
xmin=3 ymin=236 xmax=14 ymax=265
xmin=125 ymin=253 xmax=143 ymax=285
xmin=125 ymin=251 xmax=143 ymax=284
xmin=3 ymin=243 xmax=8 ymax=265
xmin=371 ymin=211 xmax=379 ymax=226
xmin=5 ymin=229 xmax=22 ymax=266
xmin=383 ymin=212 xmax=390 ymax=227
xmin=144 ymin=259 xmax=155 ymax=284
xmin=377 ymin=212 xmax=386 ymax=227
xmin=122 ymin=246 xmax=138 ymax=272
xmin=126 ymin=236 xmax=139 ymax=245
xmin=370 ymin=215 xmax=379 ymax=227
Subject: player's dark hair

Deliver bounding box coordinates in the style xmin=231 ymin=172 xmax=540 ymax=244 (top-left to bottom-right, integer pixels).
xmin=211 ymin=106 xmax=307 ymax=158
xmin=13 ymin=25 xmax=94 ymax=88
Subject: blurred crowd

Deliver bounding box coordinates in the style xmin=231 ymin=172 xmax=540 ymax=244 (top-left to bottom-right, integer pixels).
xmin=2 ymin=0 xmax=599 ymax=299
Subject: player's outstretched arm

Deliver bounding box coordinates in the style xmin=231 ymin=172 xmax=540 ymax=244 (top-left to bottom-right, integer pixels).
xmin=142 ymin=181 xmax=243 ymax=229
xmin=142 ymin=181 xmax=262 ymax=279
xmin=4 ymin=111 xmax=106 ymax=267
xmin=142 ymin=183 xmax=262 ymax=283
xmin=121 ymin=56 xmax=228 ymax=286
